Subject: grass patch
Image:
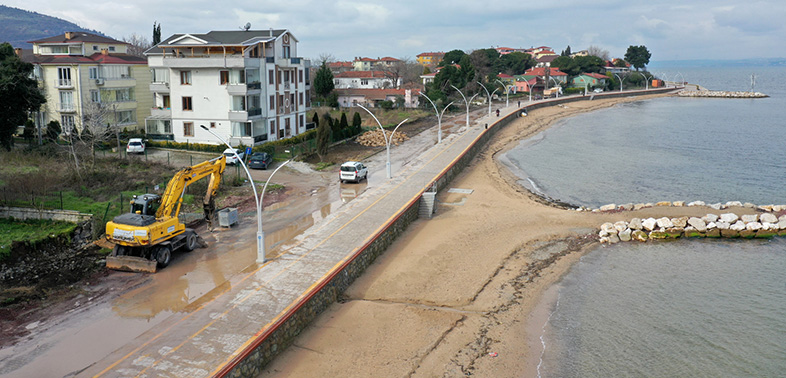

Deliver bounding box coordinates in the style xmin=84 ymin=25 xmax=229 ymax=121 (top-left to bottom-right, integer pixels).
xmin=0 ymin=218 xmax=77 ymax=260
xmin=314 ymin=162 xmax=335 ymax=171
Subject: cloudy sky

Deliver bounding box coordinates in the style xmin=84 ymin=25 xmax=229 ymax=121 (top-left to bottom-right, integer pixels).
xmin=5 ymin=0 xmax=785 ymax=62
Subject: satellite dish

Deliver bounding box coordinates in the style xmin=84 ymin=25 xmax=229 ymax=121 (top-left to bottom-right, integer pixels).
xmin=244 ymin=22 xmax=251 ymax=31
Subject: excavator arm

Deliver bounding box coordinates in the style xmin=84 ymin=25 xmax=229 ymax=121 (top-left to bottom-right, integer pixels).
xmin=156 ymin=156 xmax=227 ymax=222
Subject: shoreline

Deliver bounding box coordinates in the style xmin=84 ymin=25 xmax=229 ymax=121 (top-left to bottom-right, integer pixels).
xmin=259 ymin=93 xmax=686 ymax=378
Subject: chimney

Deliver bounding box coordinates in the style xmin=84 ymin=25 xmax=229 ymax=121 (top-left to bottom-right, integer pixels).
xmin=65 ymin=32 xmax=74 ymax=40
xmin=101 ymin=48 xmax=109 ymax=55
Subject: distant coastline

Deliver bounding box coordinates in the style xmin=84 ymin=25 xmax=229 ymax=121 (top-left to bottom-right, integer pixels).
xmin=649 ymin=57 xmax=786 ymax=68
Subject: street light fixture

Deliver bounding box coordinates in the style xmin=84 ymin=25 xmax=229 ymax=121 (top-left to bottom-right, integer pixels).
xmin=450 ymin=84 xmax=477 ymax=127
xmin=642 ymin=73 xmax=652 ymax=90
xmin=614 ymin=73 xmax=624 ymax=92
xmin=419 ymin=90 xmax=454 ymax=144
xmin=477 ymin=81 xmax=495 ymax=118
xmin=356 ymin=104 xmax=408 ymax=179
xmin=258 ymin=158 xmax=290 ymax=263
xmin=199 ymin=125 xmax=265 ymax=263
xmin=495 ymin=79 xmax=514 ymax=108
xmin=548 ymin=77 xmax=561 ymax=98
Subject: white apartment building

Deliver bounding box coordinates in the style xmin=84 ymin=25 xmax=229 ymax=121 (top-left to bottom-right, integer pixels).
xmin=144 ymin=29 xmax=311 ymax=146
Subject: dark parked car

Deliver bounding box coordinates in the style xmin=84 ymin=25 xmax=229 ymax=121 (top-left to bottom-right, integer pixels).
xmin=248 ymin=152 xmax=273 ymax=170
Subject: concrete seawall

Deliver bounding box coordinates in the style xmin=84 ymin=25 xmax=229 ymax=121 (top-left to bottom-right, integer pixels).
xmin=219 ymin=87 xmax=678 ymax=377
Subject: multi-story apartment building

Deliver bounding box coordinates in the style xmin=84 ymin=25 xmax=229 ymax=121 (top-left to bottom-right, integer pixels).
xmin=416 ymin=52 xmax=445 ymax=67
xmin=20 ymin=32 xmax=151 ymax=135
xmin=144 ymin=29 xmax=311 ymax=146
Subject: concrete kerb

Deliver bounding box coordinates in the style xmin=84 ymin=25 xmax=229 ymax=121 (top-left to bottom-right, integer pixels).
xmin=217 ymin=87 xmax=679 ymax=377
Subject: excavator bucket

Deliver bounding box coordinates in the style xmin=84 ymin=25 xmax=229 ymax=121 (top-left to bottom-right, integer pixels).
xmin=106 ymin=255 xmax=157 ymax=273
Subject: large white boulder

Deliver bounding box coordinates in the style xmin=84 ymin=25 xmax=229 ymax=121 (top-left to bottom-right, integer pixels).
xmin=730 ymin=221 xmax=746 ymax=231
xmin=746 ymin=222 xmax=762 ymax=231
xmin=709 ymin=203 xmax=723 ymax=210
xmin=656 ymin=217 xmax=674 ymax=228
xmin=702 ymin=214 xmax=719 ymax=223
xmin=720 ymin=213 xmax=739 ymax=223
xmin=671 ymin=216 xmax=688 ymax=228
xmin=642 ymin=218 xmax=658 ymax=231
xmin=726 ymin=201 xmax=743 ymax=207
xmin=778 ymin=220 xmax=786 ymax=230
xmin=741 ymin=214 xmax=758 ymax=223
xmin=599 ymin=204 xmax=617 ymax=211
xmin=688 ymin=201 xmax=706 ymax=207
xmin=628 ymin=218 xmax=643 ymax=230
xmin=619 ymin=228 xmax=632 ymax=241
xmin=715 ymin=221 xmax=730 ymax=230
xmin=601 ymin=222 xmax=617 ymax=234
xmin=760 ymin=213 xmax=778 ymax=224
xmin=614 ymin=221 xmax=629 ymax=232
xmin=688 ymin=217 xmax=707 ymax=232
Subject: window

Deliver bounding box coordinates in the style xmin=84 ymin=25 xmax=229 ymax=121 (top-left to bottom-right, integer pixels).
xmin=220 ymin=70 xmax=229 ymax=85
xmin=90 ymin=90 xmax=100 ymax=103
xmin=300 ymin=115 xmax=304 ymax=129
xmin=285 ymin=118 xmax=291 ymax=136
xmin=232 ymin=122 xmax=252 ymax=137
xmin=277 ymin=70 xmax=281 ymax=85
xmin=180 ymin=71 xmax=191 ymax=85
xmin=116 ymin=110 xmax=135 ymax=124
xmin=290 ymin=94 xmax=295 ymax=107
xmin=299 ymin=70 xmax=303 ymax=83
xmin=59 ymin=91 xmax=73 ymax=111
xmin=89 ymin=67 xmax=99 ymax=79
xmin=249 ymin=45 xmax=259 ymax=58
xmin=115 ymin=88 xmax=133 ymax=102
xmin=269 ymin=95 xmax=275 ymax=110
xmin=61 ymin=115 xmax=75 ymax=133
xmin=182 ymin=96 xmax=193 ymax=111
xmin=284 ymin=71 xmax=290 ymax=83
xmin=183 ymin=122 xmax=194 ymax=137
xmin=163 ymin=95 xmax=170 ymax=108
xmin=57 ymin=67 xmax=71 ymax=86
xmin=299 ymin=92 xmax=303 ymax=105
xmin=93 ymin=45 xmax=98 ymax=51
xmin=270 ymin=120 xmax=276 ymax=136
xmin=151 ymin=68 xmax=169 ymax=83
xmin=361 ymin=79 xmax=369 ymax=85
xmin=282 ymin=46 xmax=290 ymax=59
xmin=231 ymin=96 xmax=246 ymax=111
xmin=108 ymin=46 xmax=116 ymax=52
xmin=269 ymin=70 xmax=274 ymax=84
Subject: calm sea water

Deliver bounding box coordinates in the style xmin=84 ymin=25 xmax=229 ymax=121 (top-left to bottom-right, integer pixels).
xmin=509 ymin=66 xmax=786 ymax=377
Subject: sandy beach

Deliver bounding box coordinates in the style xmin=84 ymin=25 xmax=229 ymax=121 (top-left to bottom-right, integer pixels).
xmin=258 ymin=93 xmax=746 ymax=377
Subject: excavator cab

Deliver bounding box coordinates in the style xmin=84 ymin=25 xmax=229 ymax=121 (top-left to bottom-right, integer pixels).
xmin=131 ymin=194 xmax=161 ymax=216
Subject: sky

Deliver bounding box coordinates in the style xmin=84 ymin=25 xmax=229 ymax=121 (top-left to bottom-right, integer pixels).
xmin=5 ymin=0 xmax=785 ymax=62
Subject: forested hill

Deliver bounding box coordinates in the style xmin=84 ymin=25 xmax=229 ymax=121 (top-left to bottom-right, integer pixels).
xmin=0 ymin=5 xmax=106 ymax=48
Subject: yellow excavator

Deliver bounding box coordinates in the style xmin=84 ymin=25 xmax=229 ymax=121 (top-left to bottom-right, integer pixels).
xmin=105 ymin=156 xmax=226 ymax=273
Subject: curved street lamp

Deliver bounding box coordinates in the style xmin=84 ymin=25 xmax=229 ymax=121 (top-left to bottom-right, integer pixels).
xmin=614 ymin=73 xmax=625 ymax=92
xmin=495 ymin=79 xmax=514 ymax=108
xmin=548 ymin=77 xmax=561 ymax=98
xmin=450 ymin=84 xmax=478 ymax=127
xmin=642 ymin=73 xmax=652 ymax=90
xmin=477 ymin=81 xmax=497 ymax=118
xmin=419 ymin=91 xmax=454 ymax=144
xmin=356 ymin=104 xmax=408 ymax=179
xmin=199 ymin=125 xmax=265 ymax=263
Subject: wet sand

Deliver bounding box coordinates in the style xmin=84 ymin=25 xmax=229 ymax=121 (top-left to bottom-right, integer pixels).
xmin=259 ymin=93 xmax=726 ymax=377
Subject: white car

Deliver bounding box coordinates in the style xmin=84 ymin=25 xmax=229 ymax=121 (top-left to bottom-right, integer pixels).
xmin=593 ymin=88 xmax=603 ymax=93
xmin=339 ymin=161 xmax=368 ymax=183
xmin=223 ymin=148 xmax=245 ymax=165
xmin=126 ymin=138 xmax=145 ymax=154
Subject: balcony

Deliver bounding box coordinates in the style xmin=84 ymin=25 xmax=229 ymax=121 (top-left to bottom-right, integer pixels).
xmin=247 ymin=82 xmax=262 ymax=90
xmin=228 ymin=110 xmax=248 ymax=122
xmin=151 ymin=107 xmax=171 ymax=117
xmin=55 ymin=79 xmax=73 ymax=89
xmin=248 ymin=107 xmax=262 ymax=117
xmin=57 ymin=103 xmax=76 ymax=113
xmin=149 ymin=82 xmax=170 ymax=93
xmin=162 ymin=55 xmax=246 ymax=68
xmin=226 ymin=83 xmax=247 ymax=96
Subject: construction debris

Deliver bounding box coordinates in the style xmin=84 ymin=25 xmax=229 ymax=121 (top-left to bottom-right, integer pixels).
xmin=356 ymin=129 xmax=409 ymax=147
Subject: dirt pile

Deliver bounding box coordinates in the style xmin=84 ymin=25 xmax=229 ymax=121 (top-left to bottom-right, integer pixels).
xmin=356 ymin=129 xmax=409 ymax=147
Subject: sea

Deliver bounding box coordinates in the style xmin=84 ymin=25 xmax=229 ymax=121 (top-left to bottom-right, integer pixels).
xmin=502 ymin=65 xmax=786 ymax=377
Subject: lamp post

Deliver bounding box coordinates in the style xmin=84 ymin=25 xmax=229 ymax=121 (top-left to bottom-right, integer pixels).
xmin=450 ymin=84 xmax=477 ymax=127
xmin=199 ymin=125 xmax=265 ymax=263
xmin=614 ymin=73 xmax=624 ymax=92
xmin=548 ymin=77 xmax=561 ymax=98
xmin=257 ymin=158 xmax=290 ymax=263
xmin=356 ymin=104 xmax=408 ymax=179
xmin=642 ymin=73 xmax=652 ymax=90
xmin=495 ymin=79 xmax=513 ymax=108
xmin=419 ymin=91 xmax=454 ymax=144
xmin=477 ymin=81 xmax=497 ymax=118
xmin=675 ymin=72 xmax=685 ymax=87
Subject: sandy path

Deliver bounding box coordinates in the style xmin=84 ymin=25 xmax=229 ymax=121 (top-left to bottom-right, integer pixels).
xmin=258 ymin=94 xmax=750 ymax=377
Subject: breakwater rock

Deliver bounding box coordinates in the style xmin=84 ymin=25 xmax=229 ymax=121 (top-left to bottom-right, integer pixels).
xmin=599 ymin=212 xmax=786 ymax=243
xmin=677 ymin=90 xmax=768 ymax=98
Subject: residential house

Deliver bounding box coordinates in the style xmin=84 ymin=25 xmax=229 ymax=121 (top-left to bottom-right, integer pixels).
xmin=570 ymin=50 xmax=589 ymax=58
xmin=416 ymin=52 xmax=444 ymax=67
xmin=328 ymin=61 xmax=353 ymax=75
xmin=571 ymin=73 xmax=607 ymax=89
xmin=144 ymin=29 xmax=311 ymax=146
xmin=335 ymin=88 xmax=419 ymax=108
xmin=352 ymin=57 xmax=376 ymax=71
xmin=523 ymin=67 xmax=568 ymax=85
xmin=420 ymin=71 xmax=437 ymax=86
xmin=603 ymin=59 xmax=631 ymax=74
xmin=20 ymin=32 xmax=152 ymax=136
xmin=514 ymin=75 xmax=543 ymax=93
xmin=333 ymin=71 xmax=399 ymax=89
xmin=536 ymin=54 xmax=558 ymax=67
xmin=496 ymin=47 xmax=528 ymax=55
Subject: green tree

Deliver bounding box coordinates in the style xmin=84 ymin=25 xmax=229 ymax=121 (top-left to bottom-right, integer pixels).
xmin=551 ymin=56 xmax=580 ymax=77
xmin=0 ymin=43 xmax=46 ymax=150
xmin=339 ymin=112 xmax=349 ymax=138
xmin=352 ymin=111 xmax=362 ymax=135
xmin=614 ymin=59 xmax=629 ymax=68
xmin=573 ymin=55 xmax=605 ymax=74
xmin=624 ymin=45 xmax=651 ymax=71
xmin=439 ymin=49 xmax=466 ymax=67
xmin=311 ymin=112 xmax=319 ymax=128
xmin=315 ymin=114 xmax=330 ymax=160
xmin=499 ymin=52 xmax=535 ymax=75
xmin=45 ymin=120 xmax=61 ymax=142
xmin=153 ymin=22 xmax=162 ymax=45
xmin=561 ymin=45 xmax=572 ymax=56
xmin=314 ymin=62 xmax=335 ymax=98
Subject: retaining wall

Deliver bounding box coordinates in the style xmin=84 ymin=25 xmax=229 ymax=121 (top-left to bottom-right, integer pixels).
xmin=0 ymin=206 xmax=93 ymax=223
xmin=219 ymin=87 xmax=677 ymax=377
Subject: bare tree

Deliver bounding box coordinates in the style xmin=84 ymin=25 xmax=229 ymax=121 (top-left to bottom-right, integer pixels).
xmin=382 ymin=57 xmax=423 ymax=88
xmin=587 ymin=45 xmax=610 ymax=61
xmin=123 ymin=33 xmax=152 ymax=58
xmin=79 ymin=96 xmax=125 ymax=166
xmin=314 ymin=53 xmax=336 ymax=67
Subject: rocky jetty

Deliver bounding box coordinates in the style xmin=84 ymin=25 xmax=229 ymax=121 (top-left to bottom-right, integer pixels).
xmin=599 ymin=210 xmax=786 ymax=244
xmin=677 ymin=90 xmax=768 ymax=98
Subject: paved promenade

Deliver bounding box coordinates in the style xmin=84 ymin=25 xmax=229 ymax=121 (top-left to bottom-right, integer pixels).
xmin=80 ymin=89 xmax=674 ymax=377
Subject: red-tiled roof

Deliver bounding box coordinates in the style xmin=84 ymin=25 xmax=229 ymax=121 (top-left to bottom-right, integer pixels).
xmin=524 ymin=67 xmax=568 ymax=76
xmin=20 ymin=50 xmax=146 ymax=65
xmin=379 ymin=57 xmax=400 ymax=61
xmin=497 ymin=73 xmax=514 ymax=79
xmin=583 ymin=72 xmax=608 ymax=79
xmin=328 ymin=61 xmax=353 ymax=68
xmin=537 ymin=55 xmax=558 ymax=63
xmin=417 ymin=52 xmax=444 ymax=57
xmin=29 ymin=32 xmax=126 ymax=45
xmin=334 ymin=70 xmax=390 ymax=78
xmin=355 ymin=57 xmax=376 ymax=62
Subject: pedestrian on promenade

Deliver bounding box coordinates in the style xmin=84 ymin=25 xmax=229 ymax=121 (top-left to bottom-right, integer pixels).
xmin=496 ymin=109 xmax=500 ymax=117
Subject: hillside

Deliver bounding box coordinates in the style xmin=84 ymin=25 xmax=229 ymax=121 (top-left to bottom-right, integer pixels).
xmin=0 ymin=5 xmax=106 ymax=48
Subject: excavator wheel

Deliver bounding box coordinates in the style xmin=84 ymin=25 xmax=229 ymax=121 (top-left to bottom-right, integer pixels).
xmin=184 ymin=231 xmax=198 ymax=252
xmin=112 ymin=244 xmax=127 ymax=256
xmin=155 ymin=245 xmax=172 ymax=269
